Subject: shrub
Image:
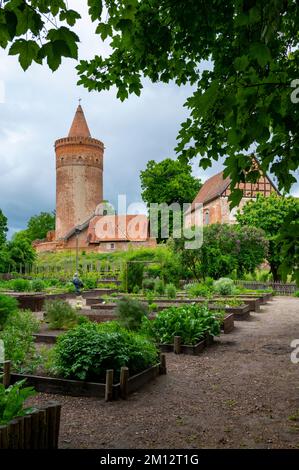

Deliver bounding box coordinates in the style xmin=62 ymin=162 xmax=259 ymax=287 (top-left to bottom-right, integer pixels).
xmin=142 ymin=277 xmax=156 ymax=292
xmin=213 ymin=278 xmax=235 ymax=296
xmin=185 ymin=283 xmax=212 ymax=298
xmin=11 ymin=279 xmax=31 ymax=292
xmin=31 ymin=279 xmax=46 ymax=292
xmin=0 ymin=294 xmax=18 ymax=330
xmin=82 ymin=273 xmax=97 ymax=289
xmin=132 ymin=285 xmax=140 ymax=294
xmin=294 ymin=291 xmax=299 ymax=298
xmin=141 ymin=304 xmax=220 ymax=345
xmin=121 ymin=262 xmax=144 ymax=293
xmin=154 ymin=278 xmax=165 ymax=296
xmin=166 ymin=283 xmax=176 ymax=299
xmin=115 ymin=297 xmax=148 ymax=331
xmin=0 ymin=380 xmax=36 ymax=425
xmin=53 ymin=322 xmax=159 ymax=381
xmin=0 ymin=310 xmax=40 ymax=370
xmin=44 ymin=300 xmax=78 ymax=330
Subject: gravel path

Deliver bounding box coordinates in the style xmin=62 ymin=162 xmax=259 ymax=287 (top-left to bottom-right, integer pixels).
xmin=29 ymin=296 xmax=299 ymax=449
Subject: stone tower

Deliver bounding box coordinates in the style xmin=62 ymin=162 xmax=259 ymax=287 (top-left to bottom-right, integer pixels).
xmin=55 ymin=104 xmax=104 ymax=239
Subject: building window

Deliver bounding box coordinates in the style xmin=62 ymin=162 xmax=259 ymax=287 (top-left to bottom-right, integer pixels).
xmin=205 ymin=210 xmax=210 ymax=225
xmin=109 ymin=243 xmax=115 ymax=250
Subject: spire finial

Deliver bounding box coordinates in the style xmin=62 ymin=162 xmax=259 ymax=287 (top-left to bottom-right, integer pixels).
xmin=68 ymin=102 xmax=91 ymax=138
xmin=78 ymin=98 xmax=82 ymax=105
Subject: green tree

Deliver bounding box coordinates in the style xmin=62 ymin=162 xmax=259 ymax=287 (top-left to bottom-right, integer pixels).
xmin=236 ymin=193 xmax=299 ymax=281
xmin=174 ymin=224 xmax=268 ymax=280
xmin=140 ymin=159 xmax=201 ymax=241
xmin=26 ymin=211 xmax=55 ymax=241
xmin=0 ymin=209 xmax=8 ymax=247
xmin=1 ymin=1 xmax=298 ymax=204
xmin=7 ymin=233 xmax=36 ymax=272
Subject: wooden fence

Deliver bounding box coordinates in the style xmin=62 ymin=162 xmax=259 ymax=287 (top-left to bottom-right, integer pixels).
xmin=234 ymin=280 xmax=297 ymax=295
xmin=1 ymin=361 xmax=61 ymax=449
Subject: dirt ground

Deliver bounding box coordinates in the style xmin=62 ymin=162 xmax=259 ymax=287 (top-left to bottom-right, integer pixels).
xmin=29 ymin=296 xmax=299 ymax=449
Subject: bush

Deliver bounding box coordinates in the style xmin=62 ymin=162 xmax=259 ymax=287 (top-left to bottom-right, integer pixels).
xmin=11 ymin=279 xmax=31 ymax=292
xmin=82 ymin=273 xmax=97 ymax=289
xmin=294 ymin=291 xmax=299 ymax=298
xmin=0 ymin=294 xmax=18 ymax=329
xmin=115 ymin=297 xmax=148 ymax=331
xmin=142 ymin=277 xmax=156 ymax=292
xmin=44 ymin=300 xmax=78 ymax=330
xmin=154 ymin=278 xmax=165 ymax=296
xmin=121 ymin=262 xmax=144 ymax=293
xmin=0 ymin=310 xmax=40 ymax=370
xmin=132 ymin=285 xmax=140 ymax=294
xmin=141 ymin=304 xmax=220 ymax=345
xmin=185 ymin=283 xmax=212 ymax=298
xmin=31 ymin=279 xmax=46 ymax=292
xmin=54 ymin=322 xmax=159 ymax=381
xmin=213 ymin=278 xmax=235 ymax=296
xmin=166 ymin=283 xmax=176 ymax=299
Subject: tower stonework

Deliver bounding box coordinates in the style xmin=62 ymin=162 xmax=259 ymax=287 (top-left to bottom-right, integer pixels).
xmin=55 ymin=105 xmax=104 ymax=239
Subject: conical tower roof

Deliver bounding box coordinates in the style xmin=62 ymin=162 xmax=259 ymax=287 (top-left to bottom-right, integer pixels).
xmin=68 ymin=104 xmax=91 ymax=138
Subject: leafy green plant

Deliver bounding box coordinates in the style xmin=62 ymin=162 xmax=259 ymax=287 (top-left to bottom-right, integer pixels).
xmin=185 ymin=282 xmax=212 ymax=298
xmin=115 ymin=297 xmax=148 ymax=331
xmin=141 ymin=304 xmax=220 ymax=345
xmin=213 ymin=298 xmax=244 ymax=308
xmin=148 ymin=303 xmax=158 ymax=313
xmin=154 ymin=278 xmax=165 ymax=296
xmin=213 ymin=278 xmax=235 ymax=296
xmin=166 ymin=283 xmax=177 ymax=299
xmin=11 ymin=279 xmax=31 ymax=292
xmin=44 ymin=300 xmax=78 ymax=330
xmin=142 ymin=277 xmax=156 ymax=292
xmin=0 ymin=294 xmax=18 ymax=330
xmin=53 ymin=322 xmax=159 ymax=382
xmin=31 ymin=279 xmax=46 ymax=292
xmin=132 ymin=285 xmax=140 ymax=294
xmin=0 ymin=310 xmax=40 ymax=371
xmin=0 ymin=380 xmax=36 ymax=425
xmin=294 ymin=291 xmax=299 ymax=298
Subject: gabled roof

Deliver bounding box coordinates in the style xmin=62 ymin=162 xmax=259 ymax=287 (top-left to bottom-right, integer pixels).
xmin=68 ymin=104 xmax=91 ymax=138
xmin=192 ymin=170 xmax=231 ymax=207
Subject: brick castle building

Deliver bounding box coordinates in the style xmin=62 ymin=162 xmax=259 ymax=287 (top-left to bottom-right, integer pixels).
xmin=185 ymin=165 xmax=279 ymax=228
xmin=34 ymin=105 xmax=155 ymax=253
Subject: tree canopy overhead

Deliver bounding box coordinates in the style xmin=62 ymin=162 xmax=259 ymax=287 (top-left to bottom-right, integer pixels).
xmin=1 ymin=0 xmax=298 ymax=205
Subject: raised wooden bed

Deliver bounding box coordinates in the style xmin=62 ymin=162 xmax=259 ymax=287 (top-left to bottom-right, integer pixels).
xmin=158 ymin=334 xmax=213 ymax=355
xmin=209 ymin=304 xmax=251 ymax=320
xmin=213 ymin=297 xmax=261 ymax=312
xmin=9 ymin=355 xmax=167 ymax=400
xmin=0 ymin=402 xmax=61 ymax=449
xmin=220 ymin=313 xmax=234 ymax=333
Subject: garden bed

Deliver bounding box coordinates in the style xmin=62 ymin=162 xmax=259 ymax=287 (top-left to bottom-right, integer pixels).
xmin=158 ymin=334 xmax=213 ymax=355
xmin=209 ymin=304 xmax=251 ymax=320
xmin=9 ymin=358 xmax=166 ymax=400
xmin=220 ymin=313 xmax=235 ymax=333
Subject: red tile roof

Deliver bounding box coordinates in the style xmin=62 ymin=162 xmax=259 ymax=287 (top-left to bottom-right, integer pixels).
xmin=68 ymin=104 xmax=91 ymax=138
xmin=191 ymin=170 xmax=231 ymax=208
xmin=87 ymin=214 xmax=149 ymax=242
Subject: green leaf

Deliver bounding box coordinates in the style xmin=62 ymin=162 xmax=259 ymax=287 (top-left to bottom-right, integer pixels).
xmin=88 ymin=0 xmax=103 ymax=22
xmin=59 ymin=9 xmax=81 ymax=27
xmin=249 ymin=43 xmax=271 ymax=67
xmin=9 ymin=39 xmax=40 ymax=70
xmin=95 ymin=22 xmax=113 ymax=41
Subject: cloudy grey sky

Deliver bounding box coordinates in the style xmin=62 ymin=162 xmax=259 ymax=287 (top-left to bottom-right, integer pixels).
xmin=0 ymin=2 xmax=298 ymax=238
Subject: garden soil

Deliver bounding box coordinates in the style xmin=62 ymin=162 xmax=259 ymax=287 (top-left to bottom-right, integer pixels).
xmin=29 ymin=296 xmax=299 ymax=449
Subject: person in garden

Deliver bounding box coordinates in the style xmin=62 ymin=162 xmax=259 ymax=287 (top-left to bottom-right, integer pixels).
xmin=72 ymin=272 xmax=84 ymax=295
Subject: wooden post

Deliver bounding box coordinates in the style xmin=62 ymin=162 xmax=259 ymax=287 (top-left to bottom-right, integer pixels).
xmin=174 ymin=336 xmax=181 ymax=354
xmin=23 ymin=415 xmax=32 ymax=449
xmin=3 ymin=361 xmax=11 ymax=388
xmin=9 ymin=419 xmax=20 ymax=449
xmin=0 ymin=425 xmax=9 ymax=449
xmin=54 ymin=403 xmax=61 ymax=449
xmin=105 ymin=369 xmax=114 ymax=402
xmin=120 ymin=367 xmax=129 ymax=399
xmin=159 ymin=353 xmax=167 ymax=375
